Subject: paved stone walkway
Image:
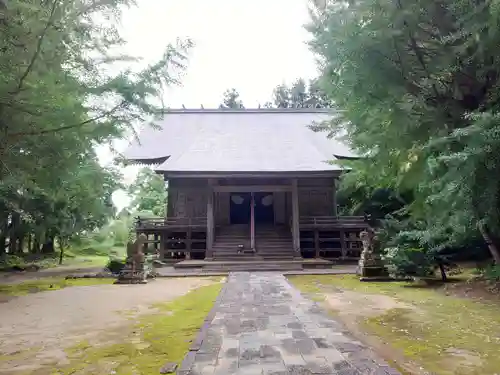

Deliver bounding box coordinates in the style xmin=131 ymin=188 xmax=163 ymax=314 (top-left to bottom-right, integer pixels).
xmin=181 ymin=272 xmax=400 ymax=375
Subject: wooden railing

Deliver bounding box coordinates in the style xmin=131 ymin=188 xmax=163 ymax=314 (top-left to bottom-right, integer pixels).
xmin=298 ymin=216 xmax=368 ymax=228
xmin=136 ymin=216 xmax=207 ymax=230
xmin=295 ymin=216 xmax=367 ymax=261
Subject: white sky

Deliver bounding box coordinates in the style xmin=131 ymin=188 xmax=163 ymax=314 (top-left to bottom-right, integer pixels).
xmin=107 ymin=0 xmax=319 ymax=211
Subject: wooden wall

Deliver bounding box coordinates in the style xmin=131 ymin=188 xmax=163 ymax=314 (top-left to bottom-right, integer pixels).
xmin=167 ymin=177 xmax=336 ymax=221
xmin=215 ymin=192 xmax=230 ymax=225
xmin=167 ymin=178 xmax=208 ymax=218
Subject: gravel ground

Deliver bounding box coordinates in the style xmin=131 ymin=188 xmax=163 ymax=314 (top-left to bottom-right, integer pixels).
xmin=0 ymin=278 xmax=215 ymax=374
xmin=0 ymin=266 xmax=105 ymax=285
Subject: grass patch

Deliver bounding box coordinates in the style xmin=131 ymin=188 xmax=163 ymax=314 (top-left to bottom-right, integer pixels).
xmin=288 ymin=275 xmax=500 ymax=375
xmin=0 ymin=277 xmax=115 ymax=296
xmin=52 ymin=282 xmax=223 ymax=375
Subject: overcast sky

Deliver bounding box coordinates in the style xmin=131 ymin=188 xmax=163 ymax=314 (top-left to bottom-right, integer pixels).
xmin=108 ymin=0 xmax=319 ymax=210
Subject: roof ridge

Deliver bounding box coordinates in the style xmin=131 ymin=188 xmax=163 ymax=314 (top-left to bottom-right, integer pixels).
xmin=162 ymin=108 xmax=338 ymax=114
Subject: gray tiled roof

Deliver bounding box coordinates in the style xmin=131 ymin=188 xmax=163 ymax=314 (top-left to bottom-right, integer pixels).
xmin=124 ymin=109 xmax=356 ymax=173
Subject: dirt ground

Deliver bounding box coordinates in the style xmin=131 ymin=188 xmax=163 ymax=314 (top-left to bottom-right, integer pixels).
xmin=325 ymin=289 xmax=416 ymax=318
xmin=0 ymin=278 xmax=215 ymax=374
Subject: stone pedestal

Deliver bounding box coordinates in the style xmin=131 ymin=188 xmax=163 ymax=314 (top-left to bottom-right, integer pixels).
xmin=115 ymin=234 xmax=156 ymax=284
xmin=357 ymin=227 xmax=390 ymax=281
xmin=115 ymin=260 xmax=148 ymax=284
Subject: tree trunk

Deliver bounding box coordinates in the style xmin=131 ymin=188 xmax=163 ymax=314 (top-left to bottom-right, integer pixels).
xmin=478 ymin=222 xmax=500 ymax=264
xmin=41 ymin=236 xmax=55 ymax=253
xmin=0 ymin=234 xmax=5 ymax=256
xmin=0 ymin=219 xmax=6 ymax=256
xmin=59 ymin=239 xmax=64 ymax=265
xmin=32 ymin=234 xmax=41 ymax=253
xmin=438 ymin=263 xmax=447 ymax=282
xmin=8 ymin=212 xmax=20 ymax=254
xmin=17 ymin=235 xmax=24 ymax=254
xmin=27 ymin=233 xmax=32 ymax=254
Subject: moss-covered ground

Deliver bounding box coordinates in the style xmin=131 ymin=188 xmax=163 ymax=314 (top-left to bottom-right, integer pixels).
xmin=288 ymin=275 xmax=500 ymax=375
xmin=0 ymin=277 xmax=115 ymax=296
xmin=48 ymin=282 xmax=223 ymax=375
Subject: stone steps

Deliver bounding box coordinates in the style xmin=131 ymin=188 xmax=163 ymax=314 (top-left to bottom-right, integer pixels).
xmin=203 ymin=262 xmax=303 ymax=272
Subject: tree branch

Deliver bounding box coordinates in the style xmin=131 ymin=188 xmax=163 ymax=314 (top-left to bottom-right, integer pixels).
xmin=7 ymin=101 xmax=125 ymax=139
xmin=396 ymin=0 xmax=441 ymax=101
xmin=13 ymin=0 xmax=58 ymax=95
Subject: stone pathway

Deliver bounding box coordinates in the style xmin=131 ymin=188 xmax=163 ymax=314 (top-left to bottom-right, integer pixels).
xmin=180 ymin=272 xmax=400 ymax=375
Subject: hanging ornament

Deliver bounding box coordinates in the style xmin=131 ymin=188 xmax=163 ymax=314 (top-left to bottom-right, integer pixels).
xmin=231 ymin=195 xmax=245 ymax=205
xmin=261 ymin=194 xmax=273 ymax=206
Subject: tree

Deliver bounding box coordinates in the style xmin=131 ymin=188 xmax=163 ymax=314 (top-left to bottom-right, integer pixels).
xmin=307 ymin=0 xmax=500 ymax=265
xmin=220 ymin=88 xmax=244 ymax=109
xmin=270 ymin=79 xmax=332 ymax=108
xmin=128 ymin=168 xmax=167 ymax=217
xmin=273 ymin=84 xmax=292 ymax=108
xmin=0 ymin=0 xmax=191 ymax=257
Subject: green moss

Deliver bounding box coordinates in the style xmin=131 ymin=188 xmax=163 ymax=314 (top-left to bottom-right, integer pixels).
xmin=0 ymin=277 xmax=115 ymax=296
xmin=288 ymin=275 xmax=500 ymax=375
xmin=53 ymin=282 xmax=223 ymax=375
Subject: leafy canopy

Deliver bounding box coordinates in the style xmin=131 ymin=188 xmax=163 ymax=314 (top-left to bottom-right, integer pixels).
xmin=308 ymin=0 xmax=500 ymax=253
xmin=0 ymin=0 xmax=191 ymax=254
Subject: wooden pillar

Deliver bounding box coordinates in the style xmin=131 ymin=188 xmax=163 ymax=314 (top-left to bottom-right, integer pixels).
xmin=333 ymin=177 xmax=338 ymax=217
xmin=165 ymin=179 xmax=170 ymax=218
xmin=159 ymin=231 xmax=166 ymax=260
xmin=206 ymin=187 xmax=214 ymax=259
xmin=291 ymin=178 xmax=301 ymax=258
xmin=250 ymin=192 xmax=255 ymax=251
xmin=154 ymin=234 xmax=159 ymax=251
xmin=314 ymin=229 xmax=320 ymax=259
xmin=340 ymin=229 xmax=347 ymax=260
xmin=186 ymin=221 xmax=192 ymax=260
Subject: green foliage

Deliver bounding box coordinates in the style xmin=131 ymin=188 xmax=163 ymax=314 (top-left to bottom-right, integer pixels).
xmin=220 ymin=88 xmax=244 ymax=109
xmin=0 ymin=0 xmax=190 ymax=256
xmin=270 ymin=78 xmax=332 ymax=108
xmin=307 ymin=0 xmax=500 ymax=264
xmin=482 ymin=264 xmax=500 ymax=282
xmin=105 ymin=258 xmax=126 ymax=274
xmin=128 ymin=168 xmax=166 ymax=217
xmin=384 ymin=247 xmax=435 ymax=278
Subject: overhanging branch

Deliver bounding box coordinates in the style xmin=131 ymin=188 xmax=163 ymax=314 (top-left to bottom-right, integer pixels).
xmin=6 ymin=101 xmax=126 ymax=139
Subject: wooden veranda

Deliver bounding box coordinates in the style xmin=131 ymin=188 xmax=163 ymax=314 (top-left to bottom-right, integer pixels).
xmin=136 ymin=215 xmax=367 ymax=262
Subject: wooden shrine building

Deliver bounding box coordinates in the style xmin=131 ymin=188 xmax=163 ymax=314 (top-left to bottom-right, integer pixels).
xmin=124 ymin=108 xmax=367 ymax=270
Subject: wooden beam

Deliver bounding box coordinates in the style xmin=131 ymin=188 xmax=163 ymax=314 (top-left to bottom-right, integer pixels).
xmin=206 ymin=188 xmax=214 ymax=259
xmin=291 ymin=178 xmax=301 ymax=258
xmin=213 ymin=185 xmax=292 ymax=192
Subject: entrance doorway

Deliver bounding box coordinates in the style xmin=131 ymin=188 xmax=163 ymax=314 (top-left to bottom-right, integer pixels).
xmin=229 ymin=192 xmax=275 ymax=225
xmin=230 ymin=193 xmax=251 ymax=224
xmin=254 ymin=192 xmax=274 ymax=224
